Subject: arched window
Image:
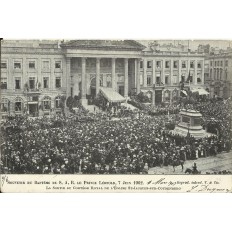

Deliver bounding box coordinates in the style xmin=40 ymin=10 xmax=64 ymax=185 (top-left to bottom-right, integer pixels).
xmin=55 ymin=96 xmax=61 ymax=108
xmin=42 ymin=96 xmax=51 ymax=110
xmin=1 ymin=98 xmax=9 ymax=112
xmin=15 ymin=97 xmax=24 ymax=112
xmin=172 ymin=89 xmax=179 ymax=102
xmin=164 ymin=90 xmax=170 ymax=102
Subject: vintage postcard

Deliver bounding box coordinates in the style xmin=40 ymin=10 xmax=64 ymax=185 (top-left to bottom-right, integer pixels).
xmin=0 ymin=39 xmax=232 ymax=192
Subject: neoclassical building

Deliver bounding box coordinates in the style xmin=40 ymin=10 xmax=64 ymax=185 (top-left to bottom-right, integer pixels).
xmin=206 ymin=51 xmax=232 ymax=98
xmin=139 ymin=46 xmax=206 ymax=104
xmin=0 ymin=40 xmax=208 ymax=118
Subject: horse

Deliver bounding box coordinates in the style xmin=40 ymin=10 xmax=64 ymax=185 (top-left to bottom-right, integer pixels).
xmin=171 ymin=158 xmax=184 ymax=172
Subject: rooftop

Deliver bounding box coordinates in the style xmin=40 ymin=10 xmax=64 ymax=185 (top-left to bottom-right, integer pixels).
xmin=60 ymin=40 xmax=146 ymax=51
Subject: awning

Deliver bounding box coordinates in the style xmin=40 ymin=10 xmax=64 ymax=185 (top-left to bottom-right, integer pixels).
xmin=100 ymin=87 xmax=126 ymax=103
xmin=191 ymin=88 xmax=209 ymax=95
xmin=181 ymin=90 xmax=187 ymax=96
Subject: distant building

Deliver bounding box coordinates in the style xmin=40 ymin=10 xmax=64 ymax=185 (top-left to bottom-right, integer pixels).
xmin=1 ymin=40 xmax=211 ymax=118
xmin=0 ymin=40 xmax=145 ymax=118
xmin=207 ymin=51 xmax=232 ymax=98
xmin=139 ymin=46 xmax=206 ymax=104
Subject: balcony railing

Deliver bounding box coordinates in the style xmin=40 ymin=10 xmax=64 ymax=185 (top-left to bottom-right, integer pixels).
xmin=24 ymin=88 xmax=42 ymax=94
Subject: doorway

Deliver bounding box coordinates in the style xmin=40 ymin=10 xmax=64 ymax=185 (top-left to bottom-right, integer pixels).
xmin=155 ymin=90 xmax=162 ymax=105
xmin=118 ymin=86 xmax=124 ymax=96
xmin=28 ymin=103 xmax=38 ymax=117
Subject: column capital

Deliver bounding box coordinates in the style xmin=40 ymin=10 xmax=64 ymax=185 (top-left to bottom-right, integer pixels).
xmin=66 ymin=57 xmax=71 ymax=62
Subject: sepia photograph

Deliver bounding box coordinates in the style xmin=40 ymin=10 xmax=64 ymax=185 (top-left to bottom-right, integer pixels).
xmin=0 ymin=39 xmax=231 ymax=178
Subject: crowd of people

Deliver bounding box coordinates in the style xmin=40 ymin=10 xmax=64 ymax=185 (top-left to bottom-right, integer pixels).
xmin=0 ymin=98 xmax=231 ymax=174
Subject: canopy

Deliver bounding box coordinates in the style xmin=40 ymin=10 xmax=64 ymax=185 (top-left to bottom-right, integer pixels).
xmin=191 ymin=88 xmax=209 ymax=95
xmin=100 ymin=87 xmax=126 ymax=103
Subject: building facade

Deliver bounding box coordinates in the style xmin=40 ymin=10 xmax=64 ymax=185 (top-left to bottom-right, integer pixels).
xmin=139 ymin=48 xmax=205 ymax=104
xmin=1 ymin=40 xmax=209 ymax=118
xmin=207 ymin=51 xmax=232 ymax=98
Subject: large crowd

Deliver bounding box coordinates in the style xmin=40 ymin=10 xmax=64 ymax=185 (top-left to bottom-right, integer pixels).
xmin=1 ymin=98 xmax=231 ymax=174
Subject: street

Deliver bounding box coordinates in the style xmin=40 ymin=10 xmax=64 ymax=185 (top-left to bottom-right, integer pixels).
xmin=148 ymin=151 xmax=232 ymax=174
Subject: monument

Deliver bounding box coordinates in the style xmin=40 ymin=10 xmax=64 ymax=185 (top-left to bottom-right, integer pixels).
xmin=172 ymin=109 xmax=211 ymax=139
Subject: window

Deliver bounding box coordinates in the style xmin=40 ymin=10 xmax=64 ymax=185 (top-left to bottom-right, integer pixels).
xmin=164 ymin=91 xmax=170 ymax=101
xmin=15 ymin=98 xmax=23 ymax=112
xmin=225 ymin=60 xmax=228 ymax=66
xmin=197 ymin=62 xmax=202 ymax=68
xmin=156 ymin=76 xmax=160 ymax=84
xmin=55 ymin=96 xmax=61 ymax=108
xmin=29 ymin=61 xmax=35 ymax=69
xmin=15 ymin=77 xmax=21 ymax=90
xmin=173 ymin=75 xmax=177 ymax=84
xmin=147 ymin=75 xmax=152 ymax=86
xmin=100 ymin=78 xmax=103 ymax=87
xmin=221 ymin=61 xmax=223 ymax=66
xmin=55 ymin=61 xmax=61 ymax=69
xmin=55 ymin=77 xmax=61 ymax=88
xmin=165 ymin=75 xmax=169 ymax=84
xmin=43 ymin=77 xmax=49 ymax=89
xmin=165 ymin=61 xmax=170 ymax=68
xmin=1 ymin=77 xmax=7 ymax=89
xmin=147 ymin=61 xmax=152 ymax=68
xmin=1 ymin=99 xmax=9 ymax=112
xmin=43 ymin=61 xmax=50 ymax=69
xmin=156 ymin=61 xmax=161 ymax=68
xmin=210 ymin=61 xmax=213 ymax=66
xmin=140 ymin=73 xmax=143 ymax=85
xmin=43 ymin=99 xmax=51 ymax=110
xmin=181 ymin=74 xmax=185 ymax=83
xmin=29 ymin=77 xmax=35 ymax=89
xmin=173 ymin=61 xmax=178 ymax=68
xmin=107 ymin=81 xmax=111 ymax=88
xmin=197 ymin=73 xmax=201 ymax=83
xmin=42 ymin=96 xmax=51 ymax=110
xmin=190 ymin=61 xmax=194 ymax=68
xmin=220 ymin=69 xmax=223 ymax=80
xmin=140 ymin=61 xmax=143 ymax=68
xmin=182 ymin=61 xmax=186 ymax=68
xmin=1 ymin=62 xmax=7 ymax=69
xmin=225 ymin=71 xmax=227 ymax=80
xmin=214 ymin=61 xmax=217 ymax=66
xmin=14 ymin=62 xmax=21 ymax=69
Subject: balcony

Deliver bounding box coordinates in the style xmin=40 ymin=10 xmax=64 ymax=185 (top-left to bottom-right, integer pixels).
xmin=24 ymin=88 xmax=42 ymax=94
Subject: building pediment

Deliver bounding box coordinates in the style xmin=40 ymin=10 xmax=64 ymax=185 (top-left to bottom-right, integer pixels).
xmin=60 ymin=40 xmax=145 ymax=51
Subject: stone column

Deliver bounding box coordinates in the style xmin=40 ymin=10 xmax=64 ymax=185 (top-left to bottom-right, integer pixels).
xmin=162 ymin=59 xmax=165 ymax=84
xmin=152 ymin=88 xmax=156 ymax=105
xmin=124 ymin=58 xmax=128 ymax=97
xmin=178 ymin=60 xmax=182 ymax=84
xmin=201 ymin=59 xmax=204 ymax=84
xmin=194 ymin=59 xmax=198 ymax=85
xmin=143 ymin=59 xmax=147 ymax=87
xmin=66 ymin=57 xmax=71 ymax=97
xmin=152 ymin=59 xmax=156 ymax=86
xmin=81 ymin=57 xmax=86 ymax=101
xmin=136 ymin=58 xmax=140 ymax=94
xmin=170 ymin=59 xmax=173 ymax=86
xmin=111 ymin=58 xmax=116 ymax=91
xmin=96 ymin=58 xmax=100 ymax=96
